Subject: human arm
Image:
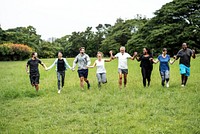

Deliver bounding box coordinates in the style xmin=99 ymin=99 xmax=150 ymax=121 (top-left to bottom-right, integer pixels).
xmin=41 ymin=62 xmax=47 ymax=70
xmin=26 ymin=64 xmax=29 ymax=74
xmin=46 ymin=59 xmax=57 ymax=71
xmin=192 ymin=49 xmax=196 ymax=59
xmin=64 ymin=58 xmax=72 ymax=70
xmin=109 ymin=50 xmax=116 ymax=60
xmin=86 ymin=55 xmax=91 ymax=66
xmin=72 ymin=56 xmax=78 ymax=70
xmin=87 ymin=62 xmax=97 ymax=68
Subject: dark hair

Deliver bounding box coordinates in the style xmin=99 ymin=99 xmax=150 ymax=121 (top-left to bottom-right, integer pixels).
xmin=79 ymin=47 xmax=85 ymax=51
xmin=32 ymin=52 xmax=36 ymax=57
xmin=163 ymin=48 xmax=167 ymax=51
xmin=58 ymin=51 xmax=63 ymax=55
xmin=144 ymin=47 xmax=151 ymax=55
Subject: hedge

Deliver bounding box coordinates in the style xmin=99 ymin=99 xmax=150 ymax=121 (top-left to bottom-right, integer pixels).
xmin=0 ymin=43 xmax=33 ymax=61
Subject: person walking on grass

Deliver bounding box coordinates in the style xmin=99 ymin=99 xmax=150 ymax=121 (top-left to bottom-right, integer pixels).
xmin=26 ymin=52 xmax=47 ymax=92
xmin=46 ymin=52 xmax=72 ymax=94
xmin=110 ymin=46 xmax=135 ymax=89
xmin=87 ymin=51 xmax=112 ymax=88
xmin=152 ymin=48 xmax=173 ymax=88
xmin=134 ymin=48 xmax=153 ymax=87
xmin=172 ymin=43 xmax=196 ymax=87
xmin=72 ymin=47 xmax=91 ymax=90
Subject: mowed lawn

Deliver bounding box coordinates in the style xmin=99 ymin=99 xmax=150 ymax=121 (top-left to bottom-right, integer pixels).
xmin=0 ymin=57 xmax=199 ymax=133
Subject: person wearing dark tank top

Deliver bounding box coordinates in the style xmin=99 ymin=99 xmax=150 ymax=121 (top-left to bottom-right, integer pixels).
xmin=47 ymin=52 xmax=72 ymax=93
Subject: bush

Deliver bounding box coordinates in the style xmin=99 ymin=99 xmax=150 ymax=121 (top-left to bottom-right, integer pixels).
xmin=0 ymin=43 xmax=33 ymax=61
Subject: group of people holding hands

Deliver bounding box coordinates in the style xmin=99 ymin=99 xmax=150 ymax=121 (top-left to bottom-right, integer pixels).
xmin=26 ymin=43 xmax=196 ymax=93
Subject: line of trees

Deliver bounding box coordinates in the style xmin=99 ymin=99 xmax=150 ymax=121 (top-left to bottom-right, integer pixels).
xmin=0 ymin=0 xmax=199 ymax=60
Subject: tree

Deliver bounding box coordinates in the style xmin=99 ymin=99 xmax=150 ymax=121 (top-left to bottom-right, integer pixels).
xmin=128 ymin=0 xmax=200 ymax=56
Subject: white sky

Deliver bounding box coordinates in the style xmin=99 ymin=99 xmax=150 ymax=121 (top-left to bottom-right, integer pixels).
xmin=0 ymin=0 xmax=172 ymax=39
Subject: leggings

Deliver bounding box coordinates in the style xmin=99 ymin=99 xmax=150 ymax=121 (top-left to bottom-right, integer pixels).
xmin=57 ymin=71 xmax=65 ymax=90
xmin=141 ymin=67 xmax=152 ymax=87
xmin=96 ymin=73 xmax=107 ymax=83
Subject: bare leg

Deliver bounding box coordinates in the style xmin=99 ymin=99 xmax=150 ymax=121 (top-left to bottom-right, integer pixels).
xmin=84 ymin=78 xmax=90 ymax=89
xmin=119 ymin=73 xmax=123 ymax=89
xmin=80 ymin=77 xmax=84 ymax=89
xmin=35 ymin=84 xmax=39 ymax=92
xmin=124 ymin=74 xmax=127 ymax=88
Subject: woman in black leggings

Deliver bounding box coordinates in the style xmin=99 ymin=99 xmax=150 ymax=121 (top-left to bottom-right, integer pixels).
xmin=135 ymin=48 xmax=153 ymax=87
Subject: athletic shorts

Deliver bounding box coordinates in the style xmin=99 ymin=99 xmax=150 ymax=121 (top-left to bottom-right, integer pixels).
xmin=160 ymin=70 xmax=170 ymax=79
xmin=118 ymin=68 xmax=128 ymax=74
xmin=29 ymin=73 xmax=40 ymax=85
xmin=78 ymin=69 xmax=88 ymax=78
xmin=179 ymin=64 xmax=190 ymax=76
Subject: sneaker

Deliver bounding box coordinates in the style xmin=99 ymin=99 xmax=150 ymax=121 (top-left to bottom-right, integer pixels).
xmin=181 ymin=84 xmax=185 ymax=87
xmin=87 ymin=83 xmax=90 ymax=89
xmin=58 ymin=90 xmax=61 ymax=94
xmin=166 ymin=82 xmax=169 ymax=88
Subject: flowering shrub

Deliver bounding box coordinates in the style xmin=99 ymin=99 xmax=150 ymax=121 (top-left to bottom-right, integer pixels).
xmin=0 ymin=43 xmax=33 ymax=61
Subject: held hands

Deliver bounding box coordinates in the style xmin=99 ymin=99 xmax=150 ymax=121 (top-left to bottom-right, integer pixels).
xmin=134 ymin=52 xmax=138 ymax=56
xmin=109 ymin=50 xmax=113 ymax=55
xmin=26 ymin=70 xmax=29 ymax=74
xmin=71 ymin=68 xmax=75 ymax=72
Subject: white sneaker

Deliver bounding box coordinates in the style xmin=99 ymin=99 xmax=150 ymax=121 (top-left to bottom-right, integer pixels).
xmin=166 ymin=82 xmax=169 ymax=88
xmin=181 ymin=84 xmax=185 ymax=87
xmin=58 ymin=90 xmax=61 ymax=94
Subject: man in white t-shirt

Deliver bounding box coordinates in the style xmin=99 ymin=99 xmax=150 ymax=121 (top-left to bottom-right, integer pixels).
xmin=110 ymin=46 xmax=135 ymax=89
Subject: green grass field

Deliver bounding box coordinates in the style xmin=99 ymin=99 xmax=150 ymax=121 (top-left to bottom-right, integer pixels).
xmin=0 ymin=57 xmax=199 ymax=133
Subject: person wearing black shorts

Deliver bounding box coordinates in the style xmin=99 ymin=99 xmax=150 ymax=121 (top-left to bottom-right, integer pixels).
xmin=72 ymin=47 xmax=91 ymax=90
xmin=26 ymin=52 xmax=47 ymax=91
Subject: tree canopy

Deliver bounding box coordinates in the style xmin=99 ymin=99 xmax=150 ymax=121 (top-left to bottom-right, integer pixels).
xmin=0 ymin=0 xmax=199 ymax=60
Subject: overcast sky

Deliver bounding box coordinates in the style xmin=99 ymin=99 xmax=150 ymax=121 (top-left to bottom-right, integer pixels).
xmin=0 ymin=0 xmax=172 ymax=39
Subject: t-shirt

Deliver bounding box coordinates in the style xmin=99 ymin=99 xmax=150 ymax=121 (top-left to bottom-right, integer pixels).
xmin=57 ymin=59 xmax=65 ymax=71
xmin=27 ymin=58 xmax=42 ymax=74
xmin=73 ymin=53 xmax=91 ymax=70
xmin=177 ymin=48 xmax=193 ymax=67
xmin=158 ymin=54 xmax=170 ymax=72
xmin=138 ymin=55 xmax=153 ymax=70
xmin=95 ymin=59 xmax=106 ymax=73
xmin=115 ymin=52 xmax=131 ymax=69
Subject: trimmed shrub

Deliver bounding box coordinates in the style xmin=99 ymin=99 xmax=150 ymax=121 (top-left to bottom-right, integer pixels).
xmin=0 ymin=43 xmax=33 ymax=61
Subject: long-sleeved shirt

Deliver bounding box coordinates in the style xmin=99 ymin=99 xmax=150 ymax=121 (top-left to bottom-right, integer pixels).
xmin=73 ymin=53 xmax=91 ymax=70
xmin=47 ymin=58 xmax=71 ymax=71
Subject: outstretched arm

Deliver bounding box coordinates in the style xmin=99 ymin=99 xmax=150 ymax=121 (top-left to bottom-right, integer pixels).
xmin=192 ymin=50 xmax=196 ymax=59
xmin=72 ymin=56 xmax=78 ymax=70
xmin=87 ymin=62 xmax=96 ymax=68
xmin=64 ymin=58 xmax=72 ymax=70
xmin=41 ymin=62 xmax=47 ymax=70
xmin=26 ymin=64 xmax=29 ymax=74
xmin=152 ymin=59 xmax=159 ymax=64
xmin=46 ymin=59 xmax=57 ymax=70
xmin=109 ymin=50 xmax=116 ymax=60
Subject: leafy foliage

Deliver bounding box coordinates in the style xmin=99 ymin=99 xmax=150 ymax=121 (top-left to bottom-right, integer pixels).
xmin=0 ymin=43 xmax=32 ymax=61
